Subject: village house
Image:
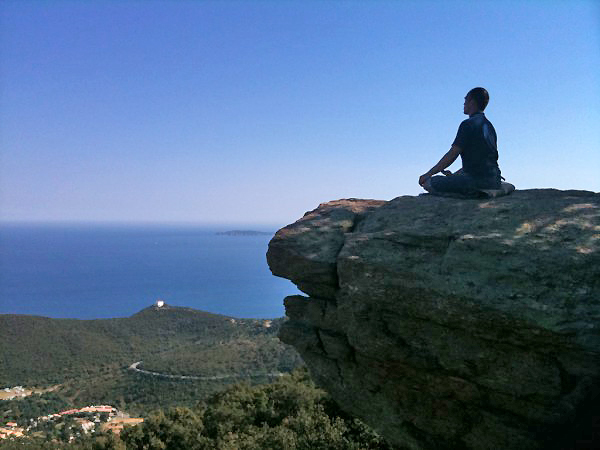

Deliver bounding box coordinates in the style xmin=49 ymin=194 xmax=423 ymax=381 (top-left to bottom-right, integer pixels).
xmin=0 ymin=423 xmax=25 ymax=440
xmin=74 ymin=418 xmax=95 ymax=433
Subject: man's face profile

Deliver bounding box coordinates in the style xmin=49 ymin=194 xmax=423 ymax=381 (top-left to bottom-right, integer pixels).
xmin=463 ymin=95 xmax=475 ymax=115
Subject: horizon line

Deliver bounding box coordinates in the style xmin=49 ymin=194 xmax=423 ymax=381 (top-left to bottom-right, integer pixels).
xmin=0 ymin=219 xmax=284 ymax=228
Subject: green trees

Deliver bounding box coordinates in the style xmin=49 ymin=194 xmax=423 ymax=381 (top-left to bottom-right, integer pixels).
xmin=120 ymin=369 xmax=393 ymax=449
xmin=122 ymin=407 xmax=208 ymax=450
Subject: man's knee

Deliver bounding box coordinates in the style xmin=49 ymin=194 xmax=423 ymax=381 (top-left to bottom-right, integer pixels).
xmin=422 ymin=177 xmax=434 ymax=193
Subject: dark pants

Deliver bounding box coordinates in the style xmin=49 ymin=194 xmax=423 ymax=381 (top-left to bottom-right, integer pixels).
xmin=426 ymin=172 xmax=501 ymax=195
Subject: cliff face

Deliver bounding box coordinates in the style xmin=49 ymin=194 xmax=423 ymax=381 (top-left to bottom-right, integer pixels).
xmin=267 ymin=190 xmax=600 ymax=450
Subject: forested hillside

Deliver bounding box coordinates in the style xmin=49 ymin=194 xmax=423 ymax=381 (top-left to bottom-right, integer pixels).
xmin=0 ymin=305 xmax=303 ymax=416
xmin=0 ymin=304 xmax=300 ymax=386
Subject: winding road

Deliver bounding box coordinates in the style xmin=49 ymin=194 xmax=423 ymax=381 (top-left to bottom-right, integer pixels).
xmin=128 ymin=361 xmax=285 ymax=381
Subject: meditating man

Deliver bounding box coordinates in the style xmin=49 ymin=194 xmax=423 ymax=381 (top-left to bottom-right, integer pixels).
xmin=419 ymin=87 xmax=502 ymax=196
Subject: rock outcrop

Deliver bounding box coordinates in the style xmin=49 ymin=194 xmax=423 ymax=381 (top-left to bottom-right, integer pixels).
xmin=267 ymin=190 xmax=600 ymax=449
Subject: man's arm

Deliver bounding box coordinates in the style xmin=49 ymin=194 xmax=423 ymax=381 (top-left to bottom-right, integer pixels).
xmin=418 ymin=145 xmax=462 ymax=186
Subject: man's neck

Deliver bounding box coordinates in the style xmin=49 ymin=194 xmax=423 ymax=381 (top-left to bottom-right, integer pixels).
xmin=469 ymin=110 xmax=484 ymax=117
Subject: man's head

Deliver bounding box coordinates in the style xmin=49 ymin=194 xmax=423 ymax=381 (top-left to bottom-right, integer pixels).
xmin=463 ymin=87 xmax=489 ymax=115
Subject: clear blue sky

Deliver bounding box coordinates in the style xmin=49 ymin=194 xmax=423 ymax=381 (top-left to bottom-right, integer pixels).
xmin=1 ymin=0 xmax=598 ymax=226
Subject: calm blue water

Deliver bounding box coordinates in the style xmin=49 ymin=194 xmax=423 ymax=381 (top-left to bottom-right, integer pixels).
xmin=0 ymin=224 xmax=297 ymax=319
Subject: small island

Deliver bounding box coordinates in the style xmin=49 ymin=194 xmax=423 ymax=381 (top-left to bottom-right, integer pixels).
xmin=216 ymin=230 xmax=273 ymax=236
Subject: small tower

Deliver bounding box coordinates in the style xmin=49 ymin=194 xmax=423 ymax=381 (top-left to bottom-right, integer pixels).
xmin=155 ymin=299 xmax=165 ymax=308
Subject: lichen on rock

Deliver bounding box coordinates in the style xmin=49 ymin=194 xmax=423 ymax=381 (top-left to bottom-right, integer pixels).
xmin=267 ymin=189 xmax=600 ymax=450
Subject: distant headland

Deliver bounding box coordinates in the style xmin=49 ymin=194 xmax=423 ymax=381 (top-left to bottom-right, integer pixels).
xmin=216 ymin=230 xmax=273 ymax=236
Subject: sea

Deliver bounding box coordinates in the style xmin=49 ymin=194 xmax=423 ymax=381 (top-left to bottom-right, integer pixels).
xmin=0 ymin=223 xmax=299 ymax=320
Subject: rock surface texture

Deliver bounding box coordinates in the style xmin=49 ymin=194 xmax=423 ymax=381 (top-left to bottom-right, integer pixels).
xmin=267 ymin=190 xmax=600 ymax=449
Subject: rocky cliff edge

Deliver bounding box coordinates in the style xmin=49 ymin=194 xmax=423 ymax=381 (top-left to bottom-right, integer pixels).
xmin=267 ymin=189 xmax=600 ymax=449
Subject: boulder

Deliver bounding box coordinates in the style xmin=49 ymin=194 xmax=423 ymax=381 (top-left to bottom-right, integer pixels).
xmin=267 ymin=189 xmax=600 ymax=449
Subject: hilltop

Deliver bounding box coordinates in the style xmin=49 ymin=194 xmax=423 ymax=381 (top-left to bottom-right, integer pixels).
xmin=0 ymin=304 xmax=302 ymax=415
xmin=1 ymin=303 xmax=287 ymax=384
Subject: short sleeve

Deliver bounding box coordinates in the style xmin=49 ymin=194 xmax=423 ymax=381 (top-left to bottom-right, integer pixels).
xmin=452 ymin=120 xmax=471 ymax=150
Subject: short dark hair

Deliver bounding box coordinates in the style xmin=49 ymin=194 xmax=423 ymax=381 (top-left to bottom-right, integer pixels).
xmin=467 ymin=87 xmax=489 ymax=111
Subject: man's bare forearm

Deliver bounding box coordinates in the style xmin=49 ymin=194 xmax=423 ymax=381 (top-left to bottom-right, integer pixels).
xmin=418 ymin=145 xmax=462 ymax=187
xmin=424 ymin=146 xmax=461 ymax=177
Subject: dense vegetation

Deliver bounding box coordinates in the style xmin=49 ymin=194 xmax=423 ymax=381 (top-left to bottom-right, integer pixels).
xmin=121 ymin=369 xmax=393 ymax=449
xmin=140 ymin=336 xmax=299 ymax=376
xmin=0 ymin=305 xmax=301 ymax=387
xmin=1 ymin=305 xmax=302 ymax=415
xmin=1 ymin=370 xmax=395 ymax=449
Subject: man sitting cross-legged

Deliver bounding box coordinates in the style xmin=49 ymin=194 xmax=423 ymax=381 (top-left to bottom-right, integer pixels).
xmin=419 ymin=87 xmax=510 ymax=197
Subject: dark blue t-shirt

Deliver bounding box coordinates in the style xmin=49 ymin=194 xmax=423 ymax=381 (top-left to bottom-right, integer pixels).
xmin=452 ymin=112 xmax=500 ymax=182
